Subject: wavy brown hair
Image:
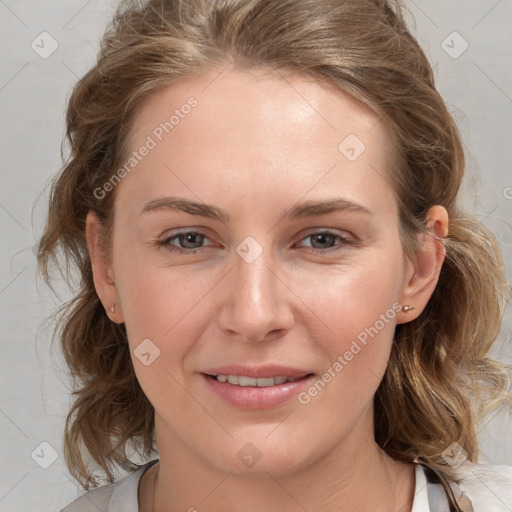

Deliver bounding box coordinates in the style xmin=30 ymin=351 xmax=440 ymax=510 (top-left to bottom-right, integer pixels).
xmin=38 ymin=0 xmax=511 ymax=491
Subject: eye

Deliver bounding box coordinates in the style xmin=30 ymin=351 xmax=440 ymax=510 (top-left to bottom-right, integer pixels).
xmin=158 ymin=229 xmax=214 ymax=254
xmin=157 ymin=228 xmax=356 ymax=255
xmin=297 ymin=230 xmax=355 ymax=252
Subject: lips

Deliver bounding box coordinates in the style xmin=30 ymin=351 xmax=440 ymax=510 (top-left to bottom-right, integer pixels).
xmin=199 ymin=364 xmax=316 ymax=409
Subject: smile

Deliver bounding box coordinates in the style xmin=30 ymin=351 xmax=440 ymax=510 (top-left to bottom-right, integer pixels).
xmin=201 ymin=373 xmax=315 ymax=409
xmin=213 ymin=374 xmax=305 ymax=386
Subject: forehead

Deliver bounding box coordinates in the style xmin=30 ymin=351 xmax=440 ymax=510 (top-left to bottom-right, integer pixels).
xmin=117 ymin=65 xmax=398 ymax=221
xmin=128 ymin=65 xmax=382 ymax=148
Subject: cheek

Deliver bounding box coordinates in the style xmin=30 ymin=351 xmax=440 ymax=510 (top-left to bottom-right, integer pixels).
xmin=115 ymin=254 xmax=218 ymax=373
xmin=297 ymin=295 xmax=399 ymax=425
xmin=117 ymin=265 xmax=211 ymax=410
xmin=290 ymin=252 xmax=402 ymax=406
xmin=290 ymin=251 xmax=402 ymax=350
xmin=120 ymin=273 xmax=195 ymax=345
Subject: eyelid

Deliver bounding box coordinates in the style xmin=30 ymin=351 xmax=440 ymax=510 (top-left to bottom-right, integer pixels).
xmin=295 ymin=229 xmax=356 ymax=252
xmin=296 ymin=227 xmax=354 ymax=243
xmin=159 ymin=228 xmax=214 ymax=251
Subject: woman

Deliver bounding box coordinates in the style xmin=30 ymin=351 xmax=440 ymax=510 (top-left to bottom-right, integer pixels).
xmin=38 ymin=0 xmax=512 ymax=510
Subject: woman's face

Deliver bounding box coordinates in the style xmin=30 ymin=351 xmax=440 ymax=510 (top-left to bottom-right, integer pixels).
xmin=88 ymin=64 xmax=443 ymax=476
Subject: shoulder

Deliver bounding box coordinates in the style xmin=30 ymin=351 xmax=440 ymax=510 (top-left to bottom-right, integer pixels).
xmin=454 ymin=462 xmax=512 ymax=511
xmin=59 ymin=460 xmax=158 ymax=512
xmin=59 ymin=481 xmax=116 ymax=512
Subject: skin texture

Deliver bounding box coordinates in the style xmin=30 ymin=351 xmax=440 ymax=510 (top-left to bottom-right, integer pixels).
xmin=86 ymin=63 xmax=448 ymax=511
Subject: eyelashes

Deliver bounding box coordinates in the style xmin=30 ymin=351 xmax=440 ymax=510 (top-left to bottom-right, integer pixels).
xmin=156 ymin=229 xmax=356 ymax=255
xmin=299 ymin=230 xmax=355 ymax=251
xmin=157 ymin=230 xmax=211 ymax=254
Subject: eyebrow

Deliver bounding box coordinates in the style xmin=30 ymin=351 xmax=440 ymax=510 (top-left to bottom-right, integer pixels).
xmin=140 ymin=196 xmax=373 ymax=222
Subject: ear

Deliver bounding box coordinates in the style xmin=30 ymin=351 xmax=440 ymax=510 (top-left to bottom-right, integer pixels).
xmin=85 ymin=210 xmax=124 ymax=323
xmin=396 ymin=205 xmax=448 ymax=324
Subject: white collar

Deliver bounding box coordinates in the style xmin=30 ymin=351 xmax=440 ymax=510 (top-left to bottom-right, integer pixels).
xmin=108 ymin=459 xmax=158 ymax=512
xmin=411 ymin=463 xmax=451 ymax=512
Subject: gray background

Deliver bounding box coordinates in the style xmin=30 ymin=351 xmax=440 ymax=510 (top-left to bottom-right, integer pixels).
xmin=1 ymin=1 xmax=511 ymax=510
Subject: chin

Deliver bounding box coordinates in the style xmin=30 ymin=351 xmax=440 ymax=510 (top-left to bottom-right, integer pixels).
xmin=201 ymin=431 xmax=317 ymax=478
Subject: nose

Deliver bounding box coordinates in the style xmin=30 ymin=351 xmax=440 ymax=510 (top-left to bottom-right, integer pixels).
xmin=217 ymin=243 xmax=294 ymax=343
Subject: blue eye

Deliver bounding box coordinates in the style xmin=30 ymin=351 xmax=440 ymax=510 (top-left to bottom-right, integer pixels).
xmin=159 ymin=230 xmax=211 ymax=254
xmin=158 ymin=229 xmax=355 ymax=254
xmin=298 ymin=230 xmax=354 ymax=252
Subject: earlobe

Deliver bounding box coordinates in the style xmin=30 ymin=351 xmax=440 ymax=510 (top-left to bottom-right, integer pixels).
xmin=85 ymin=210 xmax=123 ymax=323
xmin=397 ymin=205 xmax=448 ymax=324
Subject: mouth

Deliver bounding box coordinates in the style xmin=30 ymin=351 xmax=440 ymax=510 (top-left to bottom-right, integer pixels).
xmin=202 ymin=373 xmax=314 ymax=387
xmin=200 ymin=371 xmax=316 ymax=409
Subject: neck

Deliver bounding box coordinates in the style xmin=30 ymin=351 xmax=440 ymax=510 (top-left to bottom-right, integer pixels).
xmin=141 ymin=411 xmax=415 ymax=512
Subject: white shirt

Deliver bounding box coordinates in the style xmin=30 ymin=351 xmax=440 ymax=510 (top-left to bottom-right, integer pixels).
xmin=60 ymin=459 xmax=512 ymax=511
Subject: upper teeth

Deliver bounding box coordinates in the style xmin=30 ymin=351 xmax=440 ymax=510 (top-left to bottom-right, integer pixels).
xmin=215 ymin=375 xmax=301 ymax=387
